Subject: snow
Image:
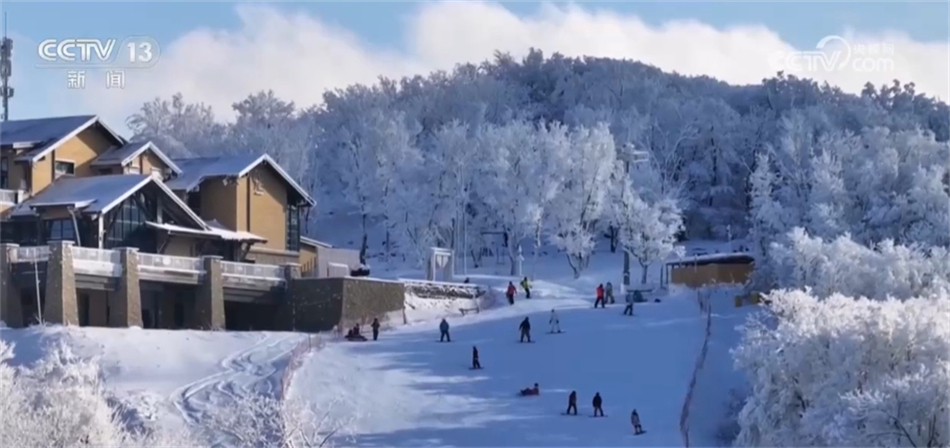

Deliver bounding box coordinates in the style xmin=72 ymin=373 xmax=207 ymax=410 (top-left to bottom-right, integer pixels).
xmin=91 ymin=141 xmax=183 ymax=174
xmin=166 ymin=154 xmax=314 ymax=205
xmin=288 ymin=252 xmax=721 ymax=447
xmin=0 ymin=325 xmax=307 ymax=441
xmin=8 ymin=174 xmax=152 ymax=217
xmin=145 ymin=220 xmax=266 ymax=242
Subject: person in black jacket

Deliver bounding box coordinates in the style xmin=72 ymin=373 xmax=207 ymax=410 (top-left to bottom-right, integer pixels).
xmin=592 ymin=392 xmax=604 ymax=417
xmin=565 ymin=390 xmax=578 ymax=415
xmin=518 ymin=317 xmax=532 ymax=343
xmin=371 ymin=318 xmax=381 ymax=341
xmin=471 ymin=346 xmax=482 ymax=370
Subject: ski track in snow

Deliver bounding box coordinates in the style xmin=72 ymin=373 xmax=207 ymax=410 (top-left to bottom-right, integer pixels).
xmin=171 ymin=333 xmax=303 ymax=439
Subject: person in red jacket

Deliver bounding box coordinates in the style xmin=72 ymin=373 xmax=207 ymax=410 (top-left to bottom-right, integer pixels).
xmin=506 ymin=282 xmax=517 ymax=305
xmin=594 ymin=284 xmax=606 ymax=308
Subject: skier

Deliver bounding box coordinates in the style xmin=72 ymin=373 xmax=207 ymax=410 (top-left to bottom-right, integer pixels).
xmin=592 ymin=392 xmax=604 ymax=417
xmin=605 ymin=281 xmax=615 ymax=304
xmin=623 ymin=290 xmax=641 ymax=316
xmin=631 ymin=409 xmax=644 ymax=434
xmin=506 ymin=282 xmax=517 ymax=305
xmin=371 ymin=318 xmax=381 ymax=340
xmin=521 ymin=276 xmax=532 ymax=299
xmin=549 ymin=309 xmax=561 ymax=333
xmin=565 ymin=390 xmax=578 ymax=415
xmin=594 ymin=284 xmax=606 ymax=308
xmin=519 ymin=383 xmax=540 ymax=396
xmin=439 ymin=318 xmax=451 ymax=342
xmin=519 ymin=317 xmax=532 ymax=342
xmin=471 ymin=346 xmax=482 ymax=370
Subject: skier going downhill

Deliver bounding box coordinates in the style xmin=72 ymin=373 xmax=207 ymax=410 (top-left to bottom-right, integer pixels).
xmin=631 ymin=409 xmax=644 ymax=434
xmin=605 ymin=281 xmax=615 ymax=304
xmin=519 ymin=317 xmax=532 ymax=342
xmin=439 ymin=318 xmax=451 ymax=342
xmin=565 ymin=390 xmax=578 ymax=415
xmin=592 ymin=392 xmax=604 ymax=417
xmin=594 ymin=284 xmax=606 ymax=308
xmin=506 ymin=282 xmax=517 ymax=305
xmin=471 ymin=346 xmax=482 ymax=370
xmin=549 ymin=309 xmax=561 ymax=333
xmin=521 ymin=276 xmax=531 ymax=299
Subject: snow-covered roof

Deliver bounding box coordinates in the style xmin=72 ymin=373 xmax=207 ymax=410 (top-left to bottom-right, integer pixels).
xmin=145 ymin=221 xmax=266 ymax=242
xmin=7 ymin=175 xmax=153 ymax=217
xmin=166 ymin=154 xmax=315 ymax=206
xmin=1 ymin=115 xmax=125 ymax=163
xmin=300 ymin=236 xmax=333 ymax=248
xmin=7 ymin=174 xmax=210 ymax=232
xmin=91 ymin=141 xmax=182 ymax=174
xmin=667 ymin=252 xmax=755 ymax=266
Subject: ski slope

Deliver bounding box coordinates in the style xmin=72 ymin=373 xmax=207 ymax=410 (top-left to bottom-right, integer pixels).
xmin=289 ymin=288 xmax=711 ymax=447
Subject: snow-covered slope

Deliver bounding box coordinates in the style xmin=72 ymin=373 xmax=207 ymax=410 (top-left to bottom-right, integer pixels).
xmin=289 ymin=282 xmax=712 ymax=446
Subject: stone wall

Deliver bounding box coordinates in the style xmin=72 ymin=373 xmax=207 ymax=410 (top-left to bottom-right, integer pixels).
xmin=281 ymin=277 xmax=405 ymax=332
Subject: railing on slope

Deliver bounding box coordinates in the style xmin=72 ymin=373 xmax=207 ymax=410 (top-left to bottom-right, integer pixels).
xmin=680 ymin=290 xmax=713 ymax=448
xmin=400 ymin=278 xmax=485 ymax=300
xmin=280 ymin=335 xmax=325 ymax=400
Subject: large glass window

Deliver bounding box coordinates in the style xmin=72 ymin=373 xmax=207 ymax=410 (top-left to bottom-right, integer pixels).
xmin=105 ymin=198 xmax=154 ymax=251
xmin=286 ymin=204 xmax=300 ymax=252
xmin=187 ymin=192 xmax=201 ymax=216
xmin=46 ymin=219 xmax=76 ymax=242
xmin=0 ymin=157 xmax=8 ymax=189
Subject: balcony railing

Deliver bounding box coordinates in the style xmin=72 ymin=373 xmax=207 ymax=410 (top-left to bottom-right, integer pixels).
xmin=71 ymin=246 xmax=121 ymax=276
xmin=138 ymin=253 xmax=203 ymax=273
xmin=221 ymin=261 xmax=283 ymax=280
xmin=15 ymin=246 xmax=49 ymax=263
xmin=0 ymin=189 xmax=17 ymax=204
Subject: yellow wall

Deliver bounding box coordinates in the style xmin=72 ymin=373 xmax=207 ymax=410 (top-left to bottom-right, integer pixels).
xmin=199 ymin=178 xmax=239 ymax=231
xmin=300 ymin=245 xmax=317 ymax=274
xmin=30 ymin=126 xmax=118 ymax=194
xmin=126 ymin=150 xmax=169 ymax=177
xmin=161 ymin=234 xmax=203 ymax=257
xmin=245 ymin=166 xmax=288 ymax=252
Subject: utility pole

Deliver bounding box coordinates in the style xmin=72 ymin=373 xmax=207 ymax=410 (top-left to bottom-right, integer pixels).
xmin=622 ymin=144 xmax=651 ymax=293
xmin=0 ymin=13 xmax=14 ymax=122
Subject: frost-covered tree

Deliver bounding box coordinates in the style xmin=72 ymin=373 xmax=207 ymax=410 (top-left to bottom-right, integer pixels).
xmin=127 ymin=93 xmax=228 ymax=158
xmin=611 ymin=176 xmax=685 ymax=284
xmin=547 ymin=123 xmax=618 ymax=277
xmin=733 ymin=290 xmax=950 ymax=447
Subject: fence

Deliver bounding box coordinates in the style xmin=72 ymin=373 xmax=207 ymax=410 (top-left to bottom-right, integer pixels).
xmin=280 ymin=334 xmax=324 ymax=400
xmin=680 ymin=290 xmax=713 ymax=448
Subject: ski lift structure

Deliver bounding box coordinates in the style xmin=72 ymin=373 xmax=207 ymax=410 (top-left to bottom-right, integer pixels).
xmin=620 ymin=145 xmax=657 ymax=291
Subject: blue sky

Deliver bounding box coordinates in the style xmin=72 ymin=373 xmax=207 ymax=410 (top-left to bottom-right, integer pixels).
xmin=0 ymin=1 xmax=947 ymax=133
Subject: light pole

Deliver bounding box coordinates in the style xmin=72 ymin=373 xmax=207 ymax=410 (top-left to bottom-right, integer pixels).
xmin=621 ymin=145 xmax=651 ymax=293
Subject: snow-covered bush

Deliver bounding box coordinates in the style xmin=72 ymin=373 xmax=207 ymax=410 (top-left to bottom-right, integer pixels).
xmin=732 ymin=290 xmax=950 ymax=447
xmin=201 ymin=394 xmax=354 ymax=448
xmin=0 ymin=338 xmax=195 ymax=447
xmin=769 ymin=227 xmax=950 ymax=300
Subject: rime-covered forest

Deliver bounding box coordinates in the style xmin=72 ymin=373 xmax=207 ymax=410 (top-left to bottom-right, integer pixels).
xmin=127 ymin=50 xmax=949 ymax=278
xmin=7 ymin=50 xmax=947 ymax=447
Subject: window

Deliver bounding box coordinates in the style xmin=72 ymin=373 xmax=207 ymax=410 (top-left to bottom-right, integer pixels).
xmin=104 ymin=198 xmax=154 ymax=251
xmin=286 ymin=204 xmax=300 ymax=252
xmin=54 ymin=160 xmax=75 ymax=178
xmin=252 ymin=173 xmax=265 ymax=195
xmin=186 ymin=192 xmax=201 ymax=216
xmin=98 ymin=168 xmax=113 ymax=175
xmin=46 ymin=219 xmax=76 ymax=242
xmin=0 ymin=157 xmax=8 ymax=189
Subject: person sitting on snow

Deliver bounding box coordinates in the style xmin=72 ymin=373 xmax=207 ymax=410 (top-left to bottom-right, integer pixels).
xmin=519 ymin=383 xmax=540 ymax=396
